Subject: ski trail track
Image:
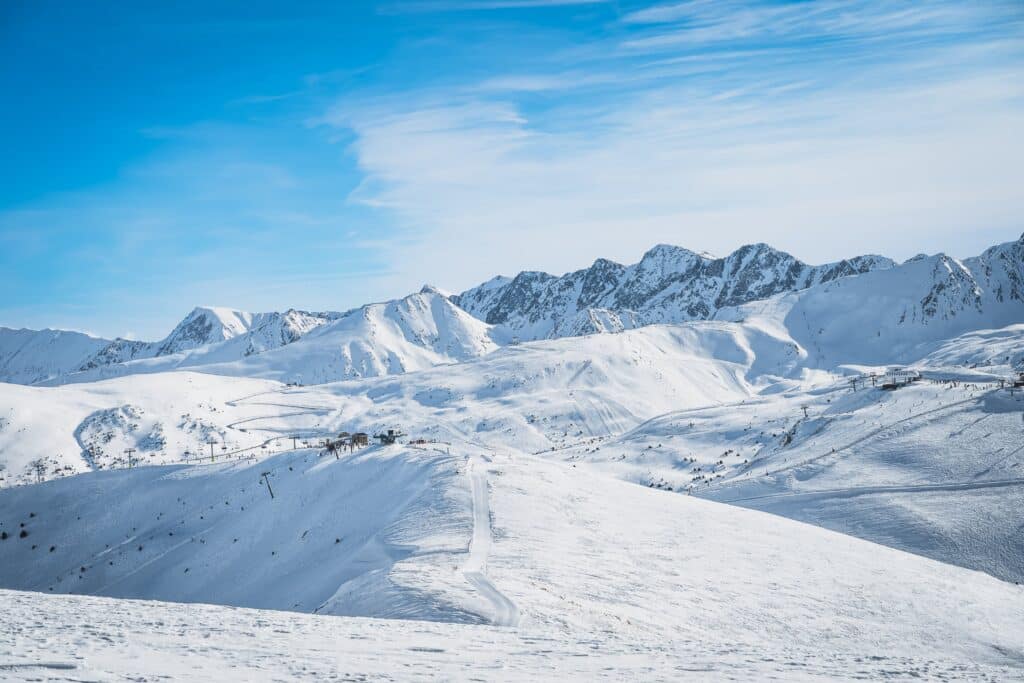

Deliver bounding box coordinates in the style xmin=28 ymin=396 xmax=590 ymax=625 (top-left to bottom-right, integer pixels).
xmin=719 ymin=477 xmax=1024 ymax=504
xmin=464 ymin=456 xmax=519 ymax=627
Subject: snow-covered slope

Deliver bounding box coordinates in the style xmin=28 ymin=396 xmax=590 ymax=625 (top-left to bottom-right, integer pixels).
xmin=0 ymin=373 xmax=294 ymax=487
xmin=1 ymin=449 xmax=1023 ymax=680
xmin=454 ymin=243 xmax=895 ymax=341
xmin=0 ymin=445 xmax=480 ymax=621
xmin=560 ymin=364 xmax=1024 ymax=582
xmin=0 ymin=323 xmax=764 ymax=486
xmin=0 ymin=328 xmax=108 ymax=385
xmin=261 ymin=322 xmax=796 ymax=455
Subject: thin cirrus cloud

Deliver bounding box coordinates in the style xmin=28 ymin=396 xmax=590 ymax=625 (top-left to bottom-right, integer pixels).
xmin=322 ymin=1 xmax=1024 ymax=294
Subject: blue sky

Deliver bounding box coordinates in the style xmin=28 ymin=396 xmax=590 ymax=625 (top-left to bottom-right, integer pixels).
xmin=2 ymin=0 xmax=1023 ymax=339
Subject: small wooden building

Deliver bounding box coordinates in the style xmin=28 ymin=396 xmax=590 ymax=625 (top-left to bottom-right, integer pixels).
xmin=351 ymin=432 xmax=369 ymax=447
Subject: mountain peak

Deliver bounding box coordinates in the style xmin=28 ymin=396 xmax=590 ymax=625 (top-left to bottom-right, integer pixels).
xmin=156 ymin=306 xmax=254 ymax=356
xmin=419 ymin=284 xmax=446 ymax=296
xmin=641 ymin=243 xmax=703 ymax=262
xmin=591 ymin=257 xmax=624 ymax=270
xmin=728 ymin=242 xmax=789 ymax=261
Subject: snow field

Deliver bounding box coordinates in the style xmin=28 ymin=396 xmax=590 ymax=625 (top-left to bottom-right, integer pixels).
xmin=2 ymin=449 xmax=1024 ymax=680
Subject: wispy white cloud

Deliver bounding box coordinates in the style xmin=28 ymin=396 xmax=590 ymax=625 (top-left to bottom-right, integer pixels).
xmin=620 ymin=1 xmax=1019 ymax=52
xmin=322 ymin=0 xmax=1024 ymax=292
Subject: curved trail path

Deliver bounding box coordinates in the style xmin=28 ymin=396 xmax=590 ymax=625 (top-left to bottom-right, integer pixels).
xmin=463 ymin=456 xmax=519 ymax=627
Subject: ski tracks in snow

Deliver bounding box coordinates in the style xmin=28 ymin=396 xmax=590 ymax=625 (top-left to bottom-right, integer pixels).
xmin=464 ymin=456 xmax=519 ymax=627
xmin=719 ymin=477 xmax=1024 ymax=504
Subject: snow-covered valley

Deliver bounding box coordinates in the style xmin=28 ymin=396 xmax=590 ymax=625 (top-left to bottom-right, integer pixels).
xmin=1 ymin=236 xmax=1023 ymax=679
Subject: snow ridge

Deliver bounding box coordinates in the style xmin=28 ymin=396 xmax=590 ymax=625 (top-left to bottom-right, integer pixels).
xmin=0 ymin=328 xmax=108 ymax=385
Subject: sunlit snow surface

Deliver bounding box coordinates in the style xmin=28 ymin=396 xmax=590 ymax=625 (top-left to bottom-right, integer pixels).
xmin=3 ymin=450 xmax=1023 ymax=681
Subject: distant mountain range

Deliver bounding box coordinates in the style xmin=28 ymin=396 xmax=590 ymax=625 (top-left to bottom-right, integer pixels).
xmin=2 ymin=235 xmax=1021 ymax=386
xmin=453 ymin=243 xmax=896 ymax=340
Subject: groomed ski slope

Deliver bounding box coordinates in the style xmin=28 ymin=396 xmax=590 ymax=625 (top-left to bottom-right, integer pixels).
xmin=566 ymin=373 xmax=1024 ymax=583
xmin=464 ymin=455 xmax=519 ymax=627
xmin=2 ymin=449 xmax=1024 ymax=680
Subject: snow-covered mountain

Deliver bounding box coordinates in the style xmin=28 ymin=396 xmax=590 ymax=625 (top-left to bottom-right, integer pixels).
xmin=0 ymin=307 xmax=340 ymax=386
xmin=55 ymin=287 xmax=497 ymax=386
xmin=189 ymin=286 xmax=499 ymax=384
xmin=4 ymin=236 xmax=1021 ymax=389
xmin=76 ymin=307 xmax=336 ymax=372
xmin=0 ymin=328 xmax=109 ymax=385
xmin=453 ymin=243 xmax=896 ymax=341
xmin=718 ymin=234 xmax=1024 ymax=368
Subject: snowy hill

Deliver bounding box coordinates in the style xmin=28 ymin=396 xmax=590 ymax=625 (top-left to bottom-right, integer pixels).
xmin=454 ymin=242 xmax=896 ymax=341
xmin=0 ymin=327 xmax=108 ymax=385
xmin=1 ymin=448 xmax=1023 ymax=679
xmin=0 ymin=373 xmax=288 ymax=487
xmin=6 ymin=446 xmax=1024 ymax=679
